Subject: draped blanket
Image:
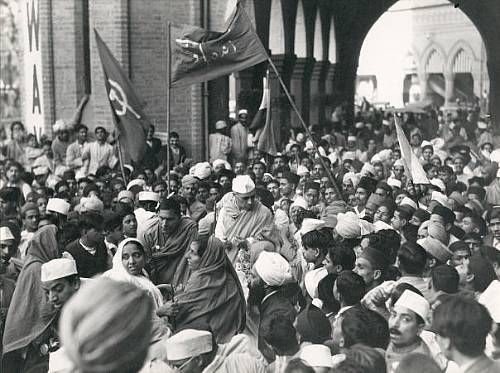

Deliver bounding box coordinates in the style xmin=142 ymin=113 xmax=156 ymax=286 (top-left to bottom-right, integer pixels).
xmin=214 ymin=193 xmax=279 ymax=263
xmin=3 ymin=225 xmax=59 ymax=354
xmin=174 ymin=237 xmax=246 ymax=343
xmin=140 ymin=216 xmax=197 ymax=286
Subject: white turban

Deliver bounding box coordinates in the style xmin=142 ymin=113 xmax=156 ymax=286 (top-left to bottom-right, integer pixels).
xmin=335 ymin=212 xmax=361 ymax=239
xmin=253 ymin=251 xmax=292 ymax=287
xmin=343 ymin=172 xmax=360 ymax=188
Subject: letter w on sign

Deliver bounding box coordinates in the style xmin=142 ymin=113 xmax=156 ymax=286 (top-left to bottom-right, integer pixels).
xmin=170 ymin=2 xmax=267 ymax=87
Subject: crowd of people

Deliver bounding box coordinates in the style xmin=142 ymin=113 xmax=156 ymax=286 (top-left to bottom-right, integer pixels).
xmin=1 ymin=98 xmax=500 ymax=373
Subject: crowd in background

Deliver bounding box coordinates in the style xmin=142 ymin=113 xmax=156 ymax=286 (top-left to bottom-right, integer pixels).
xmin=0 ymin=96 xmax=500 ymax=373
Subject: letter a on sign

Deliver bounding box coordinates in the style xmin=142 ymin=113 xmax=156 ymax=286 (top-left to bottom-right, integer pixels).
xmin=32 ymin=65 xmax=41 ymax=114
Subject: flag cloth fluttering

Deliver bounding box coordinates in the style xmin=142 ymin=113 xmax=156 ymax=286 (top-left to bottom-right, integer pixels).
xmin=169 ymin=1 xmax=267 ymax=87
xmin=95 ymin=30 xmax=150 ymax=163
xmin=253 ymin=72 xmax=277 ymax=156
xmin=394 ymin=117 xmax=430 ymax=185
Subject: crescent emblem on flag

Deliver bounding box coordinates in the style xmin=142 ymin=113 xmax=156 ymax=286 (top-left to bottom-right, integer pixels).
xmin=108 ymin=79 xmax=141 ymax=119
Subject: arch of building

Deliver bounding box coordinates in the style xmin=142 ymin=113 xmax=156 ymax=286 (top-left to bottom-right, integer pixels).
xmin=32 ymin=0 xmax=500 ymax=161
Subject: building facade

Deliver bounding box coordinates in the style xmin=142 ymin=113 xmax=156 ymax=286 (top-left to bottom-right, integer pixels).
xmin=357 ymin=0 xmax=489 ymax=109
xmin=9 ymin=0 xmax=500 ymax=161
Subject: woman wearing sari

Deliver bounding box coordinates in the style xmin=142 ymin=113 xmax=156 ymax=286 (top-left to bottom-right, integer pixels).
xmin=2 ymin=225 xmax=60 ymax=372
xmin=165 ymin=236 xmax=246 ymax=343
xmin=102 ymin=238 xmax=170 ymax=343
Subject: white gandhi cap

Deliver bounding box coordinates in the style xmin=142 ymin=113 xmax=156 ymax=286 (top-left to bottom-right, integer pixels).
xmin=46 ymin=198 xmax=71 ymax=216
xmin=165 ymin=329 xmax=213 ymax=360
xmin=394 ymin=289 xmax=430 ymax=323
xmin=0 ymin=226 xmax=15 ymax=242
xmin=138 ymin=191 xmax=160 ymax=202
xmin=299 ymin=344 xmax=334 ymax=368
xmin=41 ymin=258 xmax=78 ymax=282
xmin=232 ymin=175 xmax=255 ymax=197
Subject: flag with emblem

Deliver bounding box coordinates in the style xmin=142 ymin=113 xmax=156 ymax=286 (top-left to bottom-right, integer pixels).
xmin=253 ymin=71 xmax=277 ymax=156
xmin=394 ymin=116 xmax=430 ymax=185
xmin=95 ymin=30 xmax=149 ymax=163
xmin=170 ymin=2 xmax=267 ymax=87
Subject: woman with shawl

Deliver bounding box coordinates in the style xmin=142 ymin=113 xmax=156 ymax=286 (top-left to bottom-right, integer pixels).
xmin=102 ymin=238 xmax=170 ymax=343
xmin=2 ymin=225 xmax=60 ymax=372
xmin=166 ymin=236 xmax=246 ymax=343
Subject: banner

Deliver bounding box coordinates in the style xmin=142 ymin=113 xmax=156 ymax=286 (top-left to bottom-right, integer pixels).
xmin=95 ymin=30 xmax=150 ymax=163
xmin=255 ymin=72 xmax=277 ymax=156
xmin=170 ymin=2 xmax=267 ymax=87
xmin=394 ymin=117 xmax=430 ymax=185
xmin=22 ymin=0 xmax=45 ymax=139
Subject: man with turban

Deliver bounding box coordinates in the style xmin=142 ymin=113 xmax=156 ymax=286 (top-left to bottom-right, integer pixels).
xmin=248 ymin=251 xmax=298 ymax=362
xmin=58 ymin=278 xmax=153 ymax=373
xmin=181 ymin=175 xmax=207 ymax=222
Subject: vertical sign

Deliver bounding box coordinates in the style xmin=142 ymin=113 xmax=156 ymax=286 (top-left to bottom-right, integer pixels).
xmin=22 ymin=0 xmax=45 ymax=139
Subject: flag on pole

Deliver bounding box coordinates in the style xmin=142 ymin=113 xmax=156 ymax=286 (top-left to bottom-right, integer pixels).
xmin=394 ymin=117 xmax=430 ymax=185
xmin=254 ymin=71 xmax=277 ymax=156
xmin=170 ymin=2 xmax=267 ymax=87
xmin=95 ymin=30 xmax=150 ymax=163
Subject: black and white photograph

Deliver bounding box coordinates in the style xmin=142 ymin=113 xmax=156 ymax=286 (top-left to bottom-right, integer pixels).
xmin=1 ymin=0 xmax=500 ymax=372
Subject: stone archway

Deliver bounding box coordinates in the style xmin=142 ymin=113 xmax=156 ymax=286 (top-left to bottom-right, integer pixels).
xmin=331 ymin=0 xmax=500 ymax=126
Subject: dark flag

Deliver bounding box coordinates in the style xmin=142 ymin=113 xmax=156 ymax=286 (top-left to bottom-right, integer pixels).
xmin=95 ymin=30 xmax=149 ymax=163
xmin=170 ymin=2 xmax=267 ymax=87
xmin=254 ymin=72 xmax=277 ymax=156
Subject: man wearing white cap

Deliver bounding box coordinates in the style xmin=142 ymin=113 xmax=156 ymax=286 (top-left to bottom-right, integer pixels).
xmin=299 ymin=344 xmax=333 ymax=373
xmin=32 ymin=258 xmax=80 ymax=370
xmin=385 ymin=289 xmax=432 ymax=373
xmin=135 ymin=191 xmax=160 ymax=227
xmin=209 ymin=120 xmax=232 ymax=162
xmin=164 ymin=328 xmax=265 ymax=372
xmin=46 ymin=198 xmax=71 ymax=227
xmin=214 ymin=175 xmax=277 ymax=264
xmin=231 ymin=109 xmax=249 ymax=162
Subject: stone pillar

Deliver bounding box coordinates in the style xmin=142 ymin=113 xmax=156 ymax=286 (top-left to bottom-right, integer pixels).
xmin=310 ymin=60 xmax=329 ymax=126
xmin=444 ymin=72 xmax=455 ymax=106
xmin=290 ymin=57 xmax=314 ymax=129
xmin=418 ymin=71 xmax=428 ymax=102
xmin=324 ymin=62 xmax=336 ymax=120
xmin=269 ymin=54 xmax=295 ymax=146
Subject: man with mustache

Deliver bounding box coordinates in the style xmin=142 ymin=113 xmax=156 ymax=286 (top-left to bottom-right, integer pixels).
xmin=385 ymin=289 xmax=433 ymax=373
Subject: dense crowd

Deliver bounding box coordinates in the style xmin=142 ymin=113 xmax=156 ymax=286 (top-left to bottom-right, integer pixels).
xmin=0 ymin=98 xmax=500 ymax=373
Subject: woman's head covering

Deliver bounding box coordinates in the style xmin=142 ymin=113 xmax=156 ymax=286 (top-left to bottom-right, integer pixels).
xmin=27 ymin=224 xmax=59 ymax=263
xmin=60 ymin=278 xmax=153 ymax=373
xmin=103 ymin=238 xmax=163 ymax=309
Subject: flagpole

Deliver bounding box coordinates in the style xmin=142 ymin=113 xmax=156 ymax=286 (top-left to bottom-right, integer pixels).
xmin=166 ymin=22 xmax=172 ymax=194
xmin=238 ymin=6 xmax=341 ymax=197
xmin=265 ymin=56 xmax=342 ymax=197
xmin=117 ymin=137 xmax=128 ymax=185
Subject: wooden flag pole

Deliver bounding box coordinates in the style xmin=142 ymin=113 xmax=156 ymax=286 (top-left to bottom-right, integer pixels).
xmin=116 ymin=137 xmax=128 ymax=185
xmin=265 ymin=56 xmax=342 ymax=197
xmin=166 ymin=22 xmax=172 ymax=193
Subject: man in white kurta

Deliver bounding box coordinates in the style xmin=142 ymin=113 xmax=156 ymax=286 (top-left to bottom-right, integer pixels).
xmin=81 ymin=126 xmax=117 ymax=175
